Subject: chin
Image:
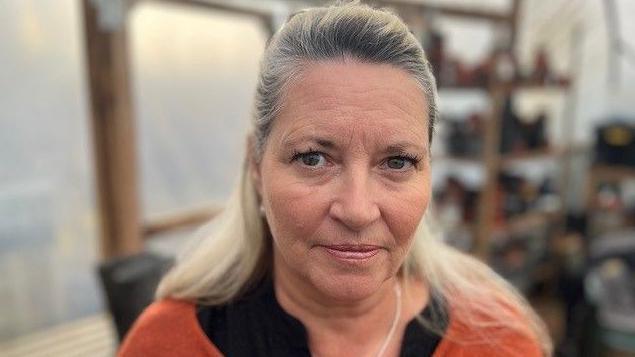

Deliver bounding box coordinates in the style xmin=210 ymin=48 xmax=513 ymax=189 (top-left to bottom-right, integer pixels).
xmin=308 ymin=269 xmax=391 ymax=302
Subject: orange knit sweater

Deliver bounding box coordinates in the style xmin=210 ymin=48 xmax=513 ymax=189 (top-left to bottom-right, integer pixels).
xmin=118 ymin=299 xmax=543 ymax=356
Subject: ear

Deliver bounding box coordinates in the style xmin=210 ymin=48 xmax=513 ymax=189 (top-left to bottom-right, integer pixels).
xmin=247 ymin=134 xmax=263 ymax=198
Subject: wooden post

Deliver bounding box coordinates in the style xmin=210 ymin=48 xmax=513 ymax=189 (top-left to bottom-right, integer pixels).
xmin=474 ymin=84 xmax=506 ymax=259
xmin=509 ymin=0 xmax=522 ymax=47
xmin=558 ymin=25 xmax=583 ymax=233
xmin=82 ymin=0 xmax=142 ymax=259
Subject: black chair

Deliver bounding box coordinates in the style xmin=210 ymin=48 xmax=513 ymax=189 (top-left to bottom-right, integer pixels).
xmin=98 ymin=252 xmax=173 ymax=341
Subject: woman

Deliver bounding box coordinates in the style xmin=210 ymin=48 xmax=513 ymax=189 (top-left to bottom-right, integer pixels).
xmin=119 ymin=2 xmax=551 ymax=356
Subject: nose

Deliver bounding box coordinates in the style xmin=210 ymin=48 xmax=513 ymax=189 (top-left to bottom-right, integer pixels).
xmin=328 ymin=169 xmax=381 ymax=232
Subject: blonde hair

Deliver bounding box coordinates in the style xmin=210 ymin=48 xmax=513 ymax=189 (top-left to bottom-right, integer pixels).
xmin=156 ymin=1 xmax=551 ymax=355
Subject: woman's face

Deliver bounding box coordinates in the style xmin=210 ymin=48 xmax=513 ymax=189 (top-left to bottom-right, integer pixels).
xmin=254 ymin=60 xmax=431 ymax=302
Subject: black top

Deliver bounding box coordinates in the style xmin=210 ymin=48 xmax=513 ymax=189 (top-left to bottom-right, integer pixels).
xmin=196 ymin=278 xmax=447 ymax=357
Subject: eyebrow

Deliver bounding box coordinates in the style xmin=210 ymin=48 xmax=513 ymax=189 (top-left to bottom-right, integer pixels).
xmin=383 ymin=142 xmax=428 ymax=156
xmin=282 ymin=135 xmax=337 ymax=149
xmin=284 ymin=136 xmax=428 ymax=156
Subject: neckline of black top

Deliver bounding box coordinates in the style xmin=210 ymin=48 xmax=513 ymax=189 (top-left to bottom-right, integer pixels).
xmin=196 ymin=277 xmax=448 ymax=357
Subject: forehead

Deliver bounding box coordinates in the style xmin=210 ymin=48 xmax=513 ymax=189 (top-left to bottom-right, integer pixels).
xmin=270 ymin=60 xmax=429 ymax=146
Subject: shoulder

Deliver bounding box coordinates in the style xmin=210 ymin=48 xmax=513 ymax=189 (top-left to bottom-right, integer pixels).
xmin=433 ymin=300 xmax=545 ymax=357
xmin=118 ymin=299 xmax=223 ymax=357
xmin=435 ymin=321 xmax=544 ymax=357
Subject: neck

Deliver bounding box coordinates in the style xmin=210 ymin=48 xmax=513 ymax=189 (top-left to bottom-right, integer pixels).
xmin=273 ymin=255 xmax=428 ymax=357
xmin=275 ymin=262 xmax=396 ymax=319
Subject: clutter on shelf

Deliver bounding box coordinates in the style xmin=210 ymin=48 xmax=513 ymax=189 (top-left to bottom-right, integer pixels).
xmin=587 ymin=119 xmax=635 ymax=235
xmin=490 ymin=228 xmax=548 ymax=294
xmin=435 ymin=176 xmax=480 ymax=252
xmin=444 ymin=113 xmax=484 ymax=159
xmin=422 ymin=27 xmax=570 ymax=89
xmin=495 ymin=171 xmax=560 ymax=223
xmin=500 ymin=95 xmax=549 ymax=155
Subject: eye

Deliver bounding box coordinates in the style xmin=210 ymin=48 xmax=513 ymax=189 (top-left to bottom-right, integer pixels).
xmin=387 ymin=157 xmax=408 ymax=170
xmin=383 ymin=155 xmax=419 ymax=171
xmin=292 ymin=151 xmax=328 ymax=168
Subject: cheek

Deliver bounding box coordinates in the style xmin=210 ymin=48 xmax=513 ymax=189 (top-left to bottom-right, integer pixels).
xmin=261 ymin=167 xmax=328 ymax=248
xmin=383 ymin=178 xmax=431 ymax=246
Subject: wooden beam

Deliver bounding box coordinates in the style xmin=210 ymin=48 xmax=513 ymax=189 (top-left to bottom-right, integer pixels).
xmin=137 ymin=0 xmax=274 ymax=34
xmin=82 ymin=0 xmax=143 ymax=259
xmin=143 ymin=206 xmax=223 ymax=238
xmin=375 ymin=0 xmax=510 ymax=22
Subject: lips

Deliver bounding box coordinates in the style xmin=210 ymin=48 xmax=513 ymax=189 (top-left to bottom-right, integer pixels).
xmin=321 ymin=244 xmax=383 ymax=260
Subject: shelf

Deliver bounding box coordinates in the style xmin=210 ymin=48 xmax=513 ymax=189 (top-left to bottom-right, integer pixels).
xmin=438 ymin=85 xmax=488 ymax=92
xmin=500 ymin=147 xmax=564 ymax=165
xmin=590 ymin=164 xmax=635 ymax=181
xmin=433 ymin=154 xmax=483 ymax=165
xmin=436 ymin=147 xmax=567 ymax=167
xmin=437 ymin=80 xmax=570 ymax=93
xmin=512 ymin=81 xmax=570 ymax=90
xmin=492 ymin=211 xmax=559 ymax=237
xmin=495 ymin=80 xmax=571 ymax=93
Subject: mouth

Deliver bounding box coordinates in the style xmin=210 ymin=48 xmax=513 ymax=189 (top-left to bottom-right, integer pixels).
xmin=319 ymin=244 xmax=383 ymax=260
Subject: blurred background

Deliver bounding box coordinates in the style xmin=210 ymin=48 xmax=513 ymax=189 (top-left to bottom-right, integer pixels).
xmin=0 ymin=0 xmax=633 ymax=356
